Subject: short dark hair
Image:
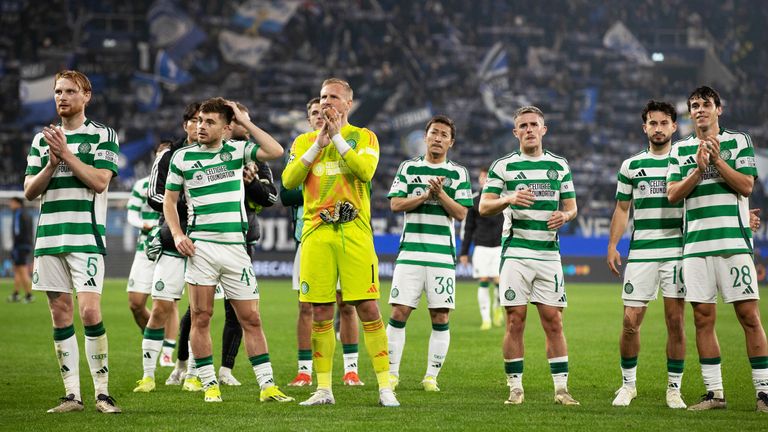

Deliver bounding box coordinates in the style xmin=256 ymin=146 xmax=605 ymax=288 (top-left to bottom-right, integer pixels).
xmin=425 ymin=115 xmax=456 ymax=140
xmin=641 ymin=100 xmax=677 ymax=123
xmin=10 ymin=197 xmax=23 ymax=205
xmin=306 ymin=97 xmax=320 ymax=112
xmin=687 ymin=86 xmax=721 ymax=111
xmin=199 ymin=97 xmax=234 ymax=124
xmin=183 ymin=102 xmax=201 ymax=122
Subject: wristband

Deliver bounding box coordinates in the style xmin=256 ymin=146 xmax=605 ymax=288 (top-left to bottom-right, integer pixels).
xmin=331 ymin=133 xmax=352 ymax=156
xmin=301 ymin=141 xmax=322 ymax=165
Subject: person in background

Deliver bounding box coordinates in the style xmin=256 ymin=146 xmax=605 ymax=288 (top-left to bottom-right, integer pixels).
xmin=7 ymin=197 xmax=33 ymax=303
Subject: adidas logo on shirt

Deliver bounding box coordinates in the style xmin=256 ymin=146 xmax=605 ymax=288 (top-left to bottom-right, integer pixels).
xmin=743 ymin=286 xmax=755 ymax=295
xmin=684 ymin=156 xmax=696 ymax=165
xmin=514 ymin=172 xmax=527 ymax=180
xmin=413 ymin=176 xmax=423 ymax=184
xmin=84 ymin=278 xmax=97 ymax=287
xmin=191 ymin=161 xmax=204 ymax=170
xmin=635 ymin=169 xmax=647 ymax=177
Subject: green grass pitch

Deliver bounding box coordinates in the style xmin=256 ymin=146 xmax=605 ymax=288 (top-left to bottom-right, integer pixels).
xmin=1 ymin=278 xmax=766 ymax=431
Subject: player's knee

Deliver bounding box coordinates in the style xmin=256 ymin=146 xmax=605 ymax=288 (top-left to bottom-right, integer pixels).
xmin=506 ymin=314 xmax=525 ymax=332
xmin=665 ymin=313 xmax=684 ymax=335
xmin=541 ymin=314 xmax=563 ymax=335
xmin=241 ymin=312 xmax=262 ymax=330
xmin=191 ymin=309 xmax=213 ymax=327
xmin=339 ymin=304 xmax=356 ymax=319
xmin=79 ymin=305 xmax=102 ymax=326
xmin=622 ymin=314 xmax=642 ymax=334
xmin=692 ymin=306 xmax=716 ymax=328
xmin=737 ymin=309 xmax=762 ymax=332
xmin=128 ymin=299 xmax=145 ymax=314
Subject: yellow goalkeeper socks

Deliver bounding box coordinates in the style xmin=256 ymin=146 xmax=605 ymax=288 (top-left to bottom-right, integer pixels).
xmin=362 ymin=318 xmax=392 ymax=390
xmin=312 ymin=319 xmax=335 ymax=389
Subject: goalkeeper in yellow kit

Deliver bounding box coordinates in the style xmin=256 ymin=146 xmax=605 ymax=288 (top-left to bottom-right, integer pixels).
xmin=282 ymin=78 xmax=398 ymax=407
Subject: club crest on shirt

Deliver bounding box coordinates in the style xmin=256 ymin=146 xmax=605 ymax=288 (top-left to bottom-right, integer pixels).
xmin=220 ymin=151 xmax=232 ymax=162
xmin=547 ymin=168 xmax=558 ymax=180
xmin=78 ymin=143 xmax=91 ymax=154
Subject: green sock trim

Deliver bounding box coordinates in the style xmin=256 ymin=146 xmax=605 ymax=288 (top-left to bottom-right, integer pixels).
xmin=667 ymin=358 xmax=685 ymax=373
xmin=143 ymin=327 xmax=165 ymax=341
xmin=505 ymin=360 xmax=523 ymax=374
xmin=550 ymin=361 xmax=569 ymax=374
xmin=700 ymin=357 xmax=721 ymax=365
xmin=342 ymin=344 xmax=358 ymax=354
xmin=249 ymin=353 xmax=270 ymax=366
xmin=84 ymin=322 xmax=105 ymax=337
xmin=195 ymin=355 xmax=214 ymax=368
xmin=479 ymin=281 xmax=490 ymax=288
xmin=53 ymin=325 xmax=75 ymax=341
xmin=162 ymin=340 xmax=176 ymax=348
xmin=298 ymin=350 xmax=313 ymax=361
xmin=388 ymin=318 xmax=406 ymax=329
xmin=620 ymin=356 xmax=638 ymax=369
xmin=750 ymin=356 xmax=768 ymax=369
xmin=432 ymin=322 xmax=449 ymax=331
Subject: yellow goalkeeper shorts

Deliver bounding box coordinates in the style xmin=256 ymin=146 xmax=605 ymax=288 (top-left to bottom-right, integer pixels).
xmin=299 ymin=222 xmax=380 ymax=303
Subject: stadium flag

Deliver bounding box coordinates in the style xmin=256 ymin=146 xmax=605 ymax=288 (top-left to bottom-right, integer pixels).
xmin=147 ymin=0 xmax=206 ymax=61
xmin=477 ymin=42 xmax=531 ymax=126
xmin=231 ymin=0 xmax=301 ymax=33
xmin=154 ymin=50 xmax=192 ymax=86
xmin=477 ymin=42 xmax=508 ymax=81
xmin=580 ymin=87 xmax=599 ymax=124
xmin=19 ymin=74 xmax=56 ymax=125
xmin=603 ymin=21 xmax=653 ymax=66
xmin=132 ymin=73 xmax=162 ymax=112
xmin=218 ymin=30 xmax=271 ymax=69
xmin=119 ymin=132 xmax=157 ymax=180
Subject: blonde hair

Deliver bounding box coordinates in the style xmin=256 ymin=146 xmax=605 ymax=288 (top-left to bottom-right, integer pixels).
xmin=321 ymin=78 xmax=353 ymax=100
xmin=55 ymin=70 xmax=92 ymax=94
xmin=513 ymin=106 xmax=545 ymax=125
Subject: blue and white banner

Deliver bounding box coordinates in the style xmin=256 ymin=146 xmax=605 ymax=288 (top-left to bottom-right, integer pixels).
xmin=19 ymin=74 xmax=56 ymax=125
xmin=154 ymin=50 xmax=193 ymax=86
xmin=218 ymin=30 xmax=271 ymax=69
xmin=132 ymin=73 xmax=162 ymax=112
xmin=147 ymin=0 xmax=206 ymax=60
xmin=231 ymin=0 xmax=300 ymax=33
xmin=603 ymin=21 xmax=653 ymax=66
xmin=118 ymin=132 xmax=157 ymax=180
xmin=478 ymin=42 xmax=530 ymax=126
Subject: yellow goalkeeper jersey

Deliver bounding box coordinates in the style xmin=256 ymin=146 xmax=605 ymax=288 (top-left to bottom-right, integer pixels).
xmin=282 ymin=123 xmax=380 ymax=240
